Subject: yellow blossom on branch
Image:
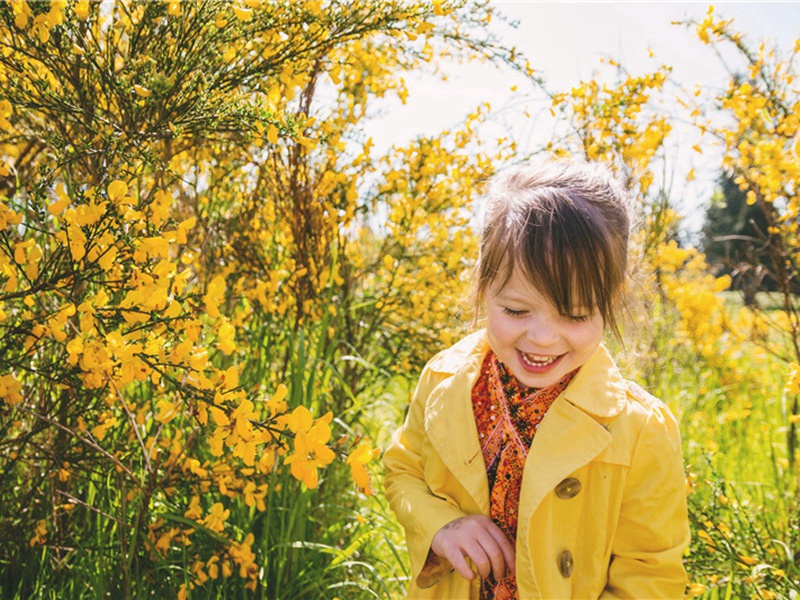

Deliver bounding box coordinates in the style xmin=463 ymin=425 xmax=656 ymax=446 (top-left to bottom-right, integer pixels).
xmin=0 ymin=373 xmax=23 ymax=405
xmin=202 ymin=502 xmax=229 ymax=533
xmin=204 ymin=275 xmax=226 ymax=319
xmin=346 ymin=441 xmax=380 ymax=496
xmin=29 ymin=519 xmax=46 ymax=547
xmin=156 ymin=399 xmax=180 ymax=424
xmin=284 ymin=409 xmax=335 ymax=489
xmin=0 ymin=99 xmax=13 ymax=130
xmin=785 ymin=363 xmax=800 ymax=397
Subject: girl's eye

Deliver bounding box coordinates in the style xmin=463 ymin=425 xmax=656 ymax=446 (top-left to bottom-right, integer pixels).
xmin=503 ymin=307 xmax=528 ymax=317
xmin=565 ymin=314 xmax=590 ymax=323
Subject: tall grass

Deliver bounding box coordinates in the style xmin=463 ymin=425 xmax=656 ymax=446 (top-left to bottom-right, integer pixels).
xmin=624 ymin=296 xmax=800 ymax=598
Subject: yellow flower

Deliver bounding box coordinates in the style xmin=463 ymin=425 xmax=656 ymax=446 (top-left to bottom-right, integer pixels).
xmin=107 ymin=180 xmax=130 ymax=204
xmin=0 ymin=373 xmax=24 ymax=405
xmin=217 ymin=320 xmax=236 ymax=355
xmin=133 ymin=85 xmax=152 ymax=98
xmin=0 ymin=201 xmax=22 ymax=230
xmin=184 ymin=495 xmax=202 ymax=520
xmin=156 ymin=399 xmax=180 ymax=424
xmin=48 ymin=183 xmax=70 ymax=215
xmin=29 ymin=519 xmax=46 ymax=547
xmin=202 ymin=502 xmax=229 ymax=533
xmin=229 ymin=533 xmax=258 ymax=582
xmin=232 ymin=5 xmax=252 ymax=22
xmin=204 ymin=275 xmax=226 ymax=319
xmin=176 ymin=216 xmax=195 ymax=243
xmin=10 ymin=0 xmax=32 ymax=29
xmin=286 ymin=405 xmax=313 ymax=433
xmin=243 ymin=482 xmax=268 ymax=511
xmin=284 ymin=412 xmax=335 ymax=489
xmin=266 ymin=384 xmax=288 ymax=415
xmin=267 ymin=124 xmax=278 ymax=144
xmin=66 ymin=336 xmax=84 ymax=365
xmin=31 ymin=13 xmax=53 ymax=43
xmin=74 ymin=0 xmax=90 ymax=20
xmin=155 ymin=527 xmax=179 ymax=555
xmin=346 ymin=441 xmax=380 ymax=496
xmin=91 ymin=415 xmax=117 ymax=441
xmin=0 ymin=99 xmax=12 ymax=130
xmin=785 ymin=363 xmax=800 ymax=396
xmin=209 ymin=427 xmax=226 ymax=456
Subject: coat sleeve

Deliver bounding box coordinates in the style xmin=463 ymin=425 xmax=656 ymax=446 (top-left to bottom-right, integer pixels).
xmin=383 ymin=364 xmax=470 ymax=589
xmin=600 ymin=402 xmax=690 ymax=599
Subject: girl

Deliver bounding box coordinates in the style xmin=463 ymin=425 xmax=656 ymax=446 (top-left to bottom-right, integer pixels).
xmin=383 ymin=160 xmax=690 ymax=599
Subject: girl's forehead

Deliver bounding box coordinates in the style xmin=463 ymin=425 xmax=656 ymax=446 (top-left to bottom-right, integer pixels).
xmin=489 ymin=266 xmax=594 ymax=309
xmin=490 ymin=269 xmax=547 ymax=300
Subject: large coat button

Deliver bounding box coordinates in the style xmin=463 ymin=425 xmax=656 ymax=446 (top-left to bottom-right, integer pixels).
xmin=559 ymin=550 xmax=574 ymax=578
xmin=555 ymin=477 xmax=581 ymax=499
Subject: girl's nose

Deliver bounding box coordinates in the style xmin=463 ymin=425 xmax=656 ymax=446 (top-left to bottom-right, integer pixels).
xmin=526 ymin=314 xmax=559 ymax=346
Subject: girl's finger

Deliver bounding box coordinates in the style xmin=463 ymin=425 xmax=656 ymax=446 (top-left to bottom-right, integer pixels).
xmin=486 ymin=524 xmax=516 ymax=575
xmin=463 ymin=541 xmax=493 ymax=580
xmin=447 ymin=549 xmax=477 ymax=581
xmin=476 ymin=535 xmax=508 ymax=582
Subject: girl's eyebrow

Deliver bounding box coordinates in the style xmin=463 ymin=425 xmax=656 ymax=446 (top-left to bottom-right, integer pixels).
xmin=494 ymin=288 xmax=525 ymax=299
xmin=495 ymin=289 xmax=540 ymax=303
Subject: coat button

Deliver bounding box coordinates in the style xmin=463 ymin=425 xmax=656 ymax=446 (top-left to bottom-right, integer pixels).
xmin=555 ymin=477 xmax=581 ymax=499
xmin=559 ymin=550 xmax=574 ymax=578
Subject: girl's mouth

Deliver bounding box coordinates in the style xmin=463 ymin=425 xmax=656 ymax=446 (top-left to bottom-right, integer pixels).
xmin=518 ymin=349 xmax=564 ymax=373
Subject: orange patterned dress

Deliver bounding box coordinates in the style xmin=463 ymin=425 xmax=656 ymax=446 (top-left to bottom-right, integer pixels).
xmin=472 ymin=350 xmax=577 ymax=600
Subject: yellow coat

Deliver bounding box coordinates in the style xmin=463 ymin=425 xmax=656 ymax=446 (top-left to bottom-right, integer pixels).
xmin=383 ymin=330 xmax=689 ymax=599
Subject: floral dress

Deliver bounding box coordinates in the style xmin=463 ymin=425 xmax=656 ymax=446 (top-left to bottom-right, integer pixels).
xmin=471 ymin=350 xmax=577 ymax=600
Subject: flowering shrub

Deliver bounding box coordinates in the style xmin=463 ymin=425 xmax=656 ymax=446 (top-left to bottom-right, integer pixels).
xmin=0 ymin=0 xmax=520 ymax=596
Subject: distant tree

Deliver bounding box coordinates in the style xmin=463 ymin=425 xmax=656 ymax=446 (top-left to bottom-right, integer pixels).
xmin=701 ymin=171 xmax=774 ymax=306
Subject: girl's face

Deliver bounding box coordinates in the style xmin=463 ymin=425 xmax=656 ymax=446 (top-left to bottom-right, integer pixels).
xmin=485 ymin=269 xmax=604 ymax=389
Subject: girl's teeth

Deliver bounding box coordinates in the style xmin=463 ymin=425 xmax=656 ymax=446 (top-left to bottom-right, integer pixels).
xmin=521 ymin=352 xmax=557 ymax=367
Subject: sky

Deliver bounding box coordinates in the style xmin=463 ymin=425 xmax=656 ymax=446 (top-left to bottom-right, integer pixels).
xmin=363 ymin=2 xmax=800 ymax=235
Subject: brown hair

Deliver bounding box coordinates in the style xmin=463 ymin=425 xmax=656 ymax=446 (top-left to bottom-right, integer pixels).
xmin=473 ymin=160 xmax=631 ymax=337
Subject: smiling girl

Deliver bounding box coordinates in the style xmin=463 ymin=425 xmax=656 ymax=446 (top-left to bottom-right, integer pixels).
xmin=383 ymin=160 xmax=690 ymax=599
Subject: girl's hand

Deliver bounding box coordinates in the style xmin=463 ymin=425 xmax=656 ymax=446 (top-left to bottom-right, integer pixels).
xmin=430 ymin=515 xmax=516 ymax=582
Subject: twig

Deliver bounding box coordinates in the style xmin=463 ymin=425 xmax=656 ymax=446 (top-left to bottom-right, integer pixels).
xmin=18 ymin=406 xmax=140 ymax=486
xmin=56 ymin=489 xmax=130 ymax=527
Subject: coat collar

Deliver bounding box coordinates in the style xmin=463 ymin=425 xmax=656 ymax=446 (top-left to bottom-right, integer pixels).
xmin=426 ymin=329 xmax=489 ymax=376
xmin=424 ymin=331 xmax=491 ymax=514
xmin=427 ymin=329 xmax=628 ymax=420
xmin=423 ymin=330 xmax=627 ymax=515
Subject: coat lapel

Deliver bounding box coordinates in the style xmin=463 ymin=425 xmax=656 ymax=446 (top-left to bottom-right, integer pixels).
xmin=518 ymin=397 xmax=613 ymax=518
xmin=424 ymin=332 xmax=491 ymax=515
xmin=517 ymin=344 xmax=626 ymax=531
